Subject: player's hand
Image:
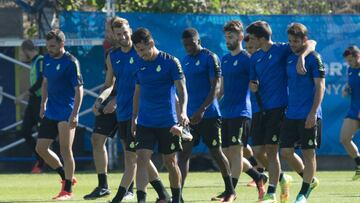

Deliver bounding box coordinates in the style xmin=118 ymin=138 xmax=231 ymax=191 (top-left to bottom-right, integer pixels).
xmin=131 ymin=117 xmax=137 ymax=137
xmin=39 ymin=104 xmax=45 ymax=119
xmin=249 ymin=80 xmax=259 ymax=92
xmin=15 ymin=91 xmax=28 ymax=104
xmin=68 ymin=113 xmax=78 ymax=129
xmin=170 ymin=124 xmax=182 ymax=136
xmin=305 ymin=113 xmax=316 ymax=129
xmin=103 ymin=99 xmax=116 ymax=114
xmin=190 ymin=110 xmax=204 ymax=125
xmin=179 ymin=112 xmax=189 ymax=126
xmin=92 ymin=98 xmax=102 ymax=116
xmin=296 ymin=56 xmax=307 ymax=75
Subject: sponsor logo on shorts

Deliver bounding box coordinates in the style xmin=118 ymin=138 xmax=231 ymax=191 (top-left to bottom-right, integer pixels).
xmin=272 ymin=135 xmax=277 ymax=142
xmin=308 ymin=139 xmax=314 ymax=146
xmin=212 ymin=139 xmax=217 ymax=146
xmin=129 ymin=57 xmax=134 ymax=64
xmin=170 ymin=143 xmax=175 ymax=150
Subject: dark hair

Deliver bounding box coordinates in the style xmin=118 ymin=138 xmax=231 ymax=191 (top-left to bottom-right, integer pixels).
xmin=343 ymin=45 xmax=360 ymax=57
xmin=111 ymin=17 xmax=129 ymax=31
xmin=131 ymin=27 xmax=153 ymax=44
xmin=223 ymin=20 xmax=243 ymax=33
xmin=182 ymin=28 xmax=199 ymax=39
xmin=287 ymin=23 xmax=308 ymax=39
xmin=244 ymin=34 xmax=250 ymax=42
xmin=245 ymin=21 xmax=272 ymax=40
xmin=46 ymin=29 xmax=65 ymax=43
xmin=21 ymin=39 xmax=36 ymax=51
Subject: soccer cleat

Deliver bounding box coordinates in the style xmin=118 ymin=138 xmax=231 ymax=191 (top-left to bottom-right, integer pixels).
xmin=280 ymin=174 xmax=293 ymax=203
xmin=221 ymin=193 xmax=236 ymax=203
xmin=211 ymin=191 xmax=226 ymax=201
xmin=258 ymin=193 xmax=277 ymax=203
xmin=53 ymin=190 xmax=73 ymax=200
xmin=294 ymin=194 xmax=307 ymax=203
xmin=123 ymin=191 xmax=135 ymax=200
xmin=83 ymin=187 xmax=111 ymax=200
xmin=352 ymin=166 xmax=360 ymax=181
xmin=305 ymin=177 xmax=319 ymax=198
xmin=247 ymin=180 xmax=257 ymax=187
xmin=256 ymin=174 xmax=268 ymax=200
xmin=31 ymin=161 xmax=43 ymax=173
xmin=155 ymin=196 xmax=172 ymax=203
xmin=181 ymin=125 xmax=193 ymax=141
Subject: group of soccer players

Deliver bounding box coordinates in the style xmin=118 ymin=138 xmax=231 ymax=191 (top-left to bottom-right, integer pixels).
xmin=17 ymin=15 xmax=360 ymax=203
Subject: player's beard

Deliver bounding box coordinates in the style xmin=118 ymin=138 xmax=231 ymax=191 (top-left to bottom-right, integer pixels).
xmin=226 ymin=43 xmax=238 ymax=51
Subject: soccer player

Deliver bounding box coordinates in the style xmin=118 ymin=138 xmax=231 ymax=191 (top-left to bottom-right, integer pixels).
xmin=246 ymin=21 xmax=316 ymax=203
xmin=92 ymin=19 xmax=171 ymax=203
xmin=84 ymin=17 xmax=135 ymax=201
xmin=217 ymin=20 xmax=268 ymax=201
xmin=35 ymin=29 xmax=83 ymax=200
xmin=280 ymin=23 xmax=325 ymax=203
xmin=15 ymin=39 xmax=45 ymax=173
xmin=340 ymin=45 xmax=360 ymax=180
xmin=131 ymin=27 xmax=188 ymax=203
xmin=178 ymin=27 xmax=235 ymax=202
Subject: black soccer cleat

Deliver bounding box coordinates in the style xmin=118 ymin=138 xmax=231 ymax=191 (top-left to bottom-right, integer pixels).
xmin=83 ymin=187 xmax=111 ymax=200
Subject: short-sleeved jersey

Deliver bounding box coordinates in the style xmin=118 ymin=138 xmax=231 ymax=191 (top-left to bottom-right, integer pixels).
xmin=250 ymin=43 xmax=291 ymax=112
xmin=347 ymin=67 xmax=360 ymax=119
xmin=286 ymin=52 xmax=325 ymax=119
xmin=135 ymin=51 xmax=184 ymax=128
xmin=182 ymin=48 xmax=221 ymax=118
xmin=43 ymin=52 xmax=83 ymax=121
xmin=221 ymin=50 xmax=252 ymax=119
xmin=109 ymin=47 xmax=138 ymax=121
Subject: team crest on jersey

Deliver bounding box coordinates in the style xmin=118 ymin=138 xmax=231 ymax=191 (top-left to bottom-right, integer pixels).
xmin=56 ymin=64 xmax=60 ymax=70
xmin=268 ymin=54 xmax=272 ymax=59
xmin=129 ymin=57 xmax=134 ymax=64
xmin=233 ymin=60 xmax=238 ymax=66
xmin=156 ymin=65 xmax=161 ymax=72
xmin=358 ymin=72 xmax=360 ymax=77
xmin=195 ymin=60 xmax=200 ymax=66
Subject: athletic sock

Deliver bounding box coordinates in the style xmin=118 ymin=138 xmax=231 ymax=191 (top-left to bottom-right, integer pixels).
xmin=55 ymin=167 xmax=65 ymax=180
xmin=98 ymin=173 xmax=108 ymax=188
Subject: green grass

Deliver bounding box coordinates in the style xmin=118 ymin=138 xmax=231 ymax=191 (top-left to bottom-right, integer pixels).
xmin=0 ymin=171 xmax=359 ymax=202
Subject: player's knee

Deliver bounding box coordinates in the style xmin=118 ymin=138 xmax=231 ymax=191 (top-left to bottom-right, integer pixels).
xmin=280 ymin=148 xmax=293 ymax=160
xmin=35 ymin=143 xmax=47 ymax=155
xmin=163 ymin=156 xmax=177 ymax=170
xmin=136 ymin=150 xmax=151 ymax=165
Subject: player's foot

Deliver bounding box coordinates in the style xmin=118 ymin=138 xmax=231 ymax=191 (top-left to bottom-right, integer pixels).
xmin=53 ymin=190 xmax=73 ymax=200
xmin=155 ymin=196 xmax=172 ymax=203
xmin=123 ymin=191 xmax=135 ymax=200
xmin=352 ymin=166 xmax=360 ymax=180
xmin=294 ymin=194 xmax=307 ymax=203
xmin=60 ymin=177 xmax=77 ymax=189
xmin=280 ymin=174 xmax=293 ymax=203
xmin=257 ymin=193 xmax=277 ymax=203
xmin=31 ymin=161 xmax=42 ymax=173
xmin=211 ymin=191 xmax=226 ymax=201
xmin=221 ymin=193 xmax=236 ymax=203
xmin=305 ymin=177 xmax=319 ymax=198
xmin=256 ymin=174 xmax=268 ymax=200
xmin=83 ymin=187 xmax=111 ymax=200
xmin=247 ymin=180 xmax=256 ymax=187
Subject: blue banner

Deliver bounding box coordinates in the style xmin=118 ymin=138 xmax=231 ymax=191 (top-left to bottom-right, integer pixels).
xmin=0 ymin=47 xmax=16 ymax=129
xmin=60 ymin=12 xmax=360 ymax=155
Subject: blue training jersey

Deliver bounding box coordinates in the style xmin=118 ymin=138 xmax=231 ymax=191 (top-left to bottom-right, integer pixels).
xmin=286 ymin=52 xmax=325 ymax=119
xmin=43 ymin=52 xmax=83 ymax=121
xmin=221 ymin=50 xmax=252 ymax=119
xmin=347 ymin=67 xmax=360 ymax=119
xmin=109 ymin=47 xmax=138 ymax=121
xmin=135 ymin=51 xmax=184 ymax=128
xmin=182 ymin=48 xmax=221 ymax=118
xmin=250 ymin=43 xmax=291 ymax=112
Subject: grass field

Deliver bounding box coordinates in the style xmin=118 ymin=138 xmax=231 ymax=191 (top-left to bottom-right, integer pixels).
xmin=0 ymin=171 xmax=359 ymax=203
